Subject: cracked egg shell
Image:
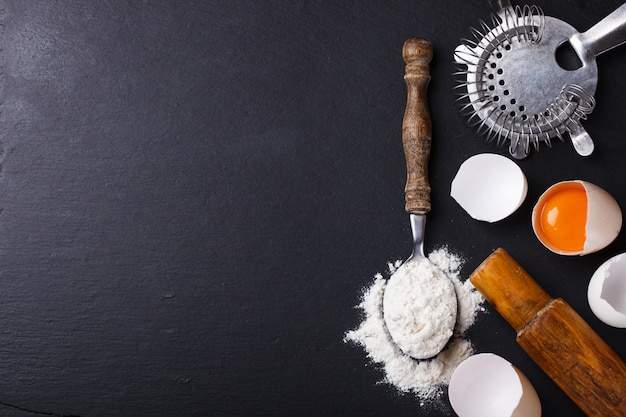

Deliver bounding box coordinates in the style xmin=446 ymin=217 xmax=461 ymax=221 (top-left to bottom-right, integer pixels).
xmin=532 ymin=180 xmax=622 ymax=256
xmin=449 ymin=353 xmax=541 ymax=417
xmin=588 ymin=253 xmax=626 ymax=328
xmin=450 ymin=153 xmax=527 ymax=223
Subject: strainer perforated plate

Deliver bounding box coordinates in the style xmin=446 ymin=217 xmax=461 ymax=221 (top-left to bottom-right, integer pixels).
xmin=455 ymin=1 xmax=626 ymax=158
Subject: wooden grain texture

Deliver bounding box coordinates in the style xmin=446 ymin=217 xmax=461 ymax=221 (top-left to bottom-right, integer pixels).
xmin=401 ymin=38 xmax=432 ymax=213
xmin=519 ymin=299 xmax=626 ymax=417
xmin=470 ymin=247 xmax=553 ymax=331
xmin=470 ymin=248 xmax=626 ymax=417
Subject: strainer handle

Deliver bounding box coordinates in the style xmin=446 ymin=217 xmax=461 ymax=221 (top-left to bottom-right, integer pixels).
xmin=402 ymin=38 xmax=432 ymax=214
xmin=570 ymin=3 xmax=626 ymax=60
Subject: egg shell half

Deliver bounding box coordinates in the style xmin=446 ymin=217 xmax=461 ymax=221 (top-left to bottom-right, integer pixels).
xmin=450 ymin=153 xmax=528 ymax=223
xmin=532 ymin=180 xmax=622 ymax=256
xmin=449 ymin=353 xmax=541 ymax=417
xmin=588 ymin=253 xmax=626 ymax=328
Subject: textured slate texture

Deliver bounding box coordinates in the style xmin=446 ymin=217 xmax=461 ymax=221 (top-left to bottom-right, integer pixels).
xmin=0 ymin=1 xmax=624 ymax=416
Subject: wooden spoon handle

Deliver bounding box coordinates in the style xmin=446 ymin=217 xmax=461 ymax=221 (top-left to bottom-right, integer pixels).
xmin=402 ymin=38 xmax=433 ymax=213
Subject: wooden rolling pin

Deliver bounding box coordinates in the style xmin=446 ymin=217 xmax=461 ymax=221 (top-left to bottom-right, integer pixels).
xmin=470 ymin=248 xmax=626 ymax=417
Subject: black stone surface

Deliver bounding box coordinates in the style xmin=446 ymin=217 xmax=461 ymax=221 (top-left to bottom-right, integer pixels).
xmin=0 ymin=1 xmax=624 ymax=416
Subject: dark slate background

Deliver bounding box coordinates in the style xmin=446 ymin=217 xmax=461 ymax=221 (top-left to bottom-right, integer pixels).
xmin=0 ymin=1 xmax=624 ymax=416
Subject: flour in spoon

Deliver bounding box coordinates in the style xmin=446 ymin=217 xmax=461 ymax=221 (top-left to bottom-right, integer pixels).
xmin=344 ymin=247 xmax=485 ymax=404
xmin=383 ymin=257 xmax=457 ymax=359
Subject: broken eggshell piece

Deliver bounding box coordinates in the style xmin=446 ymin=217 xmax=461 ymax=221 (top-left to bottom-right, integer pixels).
xmin=451 ymin=153 xmax=528 ymax=222
xmin=449 ymin=353 xmax=542 ymax=417
xmin=588 ymin=253 xmax=626 ymax=328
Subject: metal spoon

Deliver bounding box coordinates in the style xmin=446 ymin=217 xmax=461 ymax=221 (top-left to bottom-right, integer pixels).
xmin=382 ymin=39 xmax=457 ymax=360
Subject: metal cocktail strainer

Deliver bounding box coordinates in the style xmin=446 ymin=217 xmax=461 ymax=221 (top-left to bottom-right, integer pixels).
xmin=454 ymin=1 xmax=626 ymax=159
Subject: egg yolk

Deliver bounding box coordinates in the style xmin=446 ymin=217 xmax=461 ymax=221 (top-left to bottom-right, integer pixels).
xmin=537 ymin=183 xmax=588 ymax=252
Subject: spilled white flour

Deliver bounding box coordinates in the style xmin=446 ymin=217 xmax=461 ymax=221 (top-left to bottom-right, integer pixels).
xmin=344 ymin=247 xmax=485 ymax=404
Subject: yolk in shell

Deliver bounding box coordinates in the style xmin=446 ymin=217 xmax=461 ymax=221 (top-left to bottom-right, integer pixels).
xmin=537 ymin=183 xmax=588 ymax=252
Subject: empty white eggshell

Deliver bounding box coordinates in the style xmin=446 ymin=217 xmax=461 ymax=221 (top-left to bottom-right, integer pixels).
xmin=451 ymin=153 xmax=528 ymax=222
xmin=588 ymin=253 xmax=626 ymax=328
xmin=449 ymin=353 xmax=541 ymax=417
